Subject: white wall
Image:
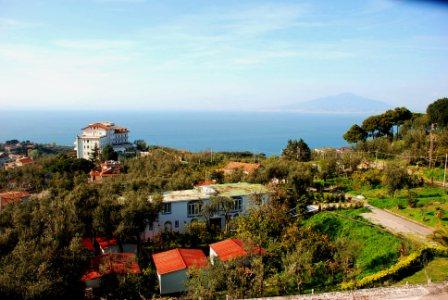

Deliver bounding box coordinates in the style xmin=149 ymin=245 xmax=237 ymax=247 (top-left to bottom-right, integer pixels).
xmin=159 ymin=269 xmax=188 ymax=295
xmin=209 ymin=248 xmax=218 ymax=264
xmin=74 ymin=127 xmax=130 ymax=159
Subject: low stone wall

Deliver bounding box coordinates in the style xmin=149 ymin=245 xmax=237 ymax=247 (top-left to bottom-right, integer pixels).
xmin=249 ymin=281 xmax=448 ymax=300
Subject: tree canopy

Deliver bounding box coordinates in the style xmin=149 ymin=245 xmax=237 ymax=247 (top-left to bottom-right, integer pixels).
xmin=282 ymin=139 xmax=311 ymax=162
xmin=427 ymin=98 xmax=448 ymax=128
xmin=343 ymin=124 xmax=367 ymax=144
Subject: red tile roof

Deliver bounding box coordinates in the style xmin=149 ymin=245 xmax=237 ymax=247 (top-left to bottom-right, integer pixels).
xmin=0 ymin=191 xmax=30 ymax=207
xmin=81 ymin=253 xmax=141 ymax=282
xmin=81 ymin=271 xmax=101 ymax=282
xmin=82 ymin=238 xmax=95 ymax=251
xmin=152 ymin=248 xmax=207 ymax=275
xmin=17 ymin=157 xmax=33 ymax=164
xmin=210 ymin=238 xmax=265 ymax=262
xmin=83 ymin=123 xmax=114 ymax=130
xmin=95 ymin=237 xmax=118 ymax=250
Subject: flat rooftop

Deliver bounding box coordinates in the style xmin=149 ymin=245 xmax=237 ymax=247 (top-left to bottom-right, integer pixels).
xmin=162 ymin=182 xmax=269 ymax=203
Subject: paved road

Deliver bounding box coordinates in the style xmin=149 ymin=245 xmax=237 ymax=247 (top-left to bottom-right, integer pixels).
xmin=361 ymin=205 xmax=434 ymax=239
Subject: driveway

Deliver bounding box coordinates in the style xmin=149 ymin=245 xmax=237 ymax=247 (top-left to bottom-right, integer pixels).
xmin=361 ymin=204 xmax=434 ymax=240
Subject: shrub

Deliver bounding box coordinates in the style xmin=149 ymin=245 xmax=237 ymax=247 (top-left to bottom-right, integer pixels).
xmin=341 ymin=245 xmax=448 ymax=290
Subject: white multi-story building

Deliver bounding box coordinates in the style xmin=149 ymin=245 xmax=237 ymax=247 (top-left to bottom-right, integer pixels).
xmin=74 ymin=122 xmax=132 ymax=159
xmin=143 ymin=182 xmax=269 ymax=239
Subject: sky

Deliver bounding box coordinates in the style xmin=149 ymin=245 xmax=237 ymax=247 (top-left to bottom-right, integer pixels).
xmin=0 ymin=0 xmax=447 ymax=111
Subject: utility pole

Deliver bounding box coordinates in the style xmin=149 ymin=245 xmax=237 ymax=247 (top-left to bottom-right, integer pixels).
xmin=210 ymin=148 xmax=213 ymax=163
xmin=444 ymin=153 xmax=447 ymax=188
xmin=428 ymin=123 xmax=435 ymax=168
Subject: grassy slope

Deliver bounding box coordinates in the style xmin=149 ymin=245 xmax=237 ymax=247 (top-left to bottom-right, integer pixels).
xmin=396 ymin=257 xmax=448 ymax=285
xmin=423 ymin=167 xmax=446 ymax=183
xmin=365 ymin=187 xmax=448 ymax=228
xmin=303 ymin=209 xmax=403 ymax=278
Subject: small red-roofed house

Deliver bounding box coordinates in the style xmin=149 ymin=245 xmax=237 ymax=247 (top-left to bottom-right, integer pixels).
xmin=152 ymin=248 xmax=207 ymax=294
xmin=81 ymin=253 xmax=141 ymax=288
xmin=16 ymin=156 xmax=33 ymax=166
xmin=209 ymin=238 xmax=265 ymax=264
xmin=0 ymin=191 xmax=30 ymax=211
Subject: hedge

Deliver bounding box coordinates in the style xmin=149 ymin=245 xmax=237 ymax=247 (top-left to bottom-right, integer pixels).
xmin=340 ymin=245 xmax=448 ymax=290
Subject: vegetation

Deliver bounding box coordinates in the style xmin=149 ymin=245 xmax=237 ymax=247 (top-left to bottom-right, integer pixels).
xmin=366 ymin=187 xmax=448 ymax=228
xmin=0 ymin=97 xmax=447 ymax=298
xmin=396 ymin=257 xmax=448 ymax=285
xmin=303 ymin=209 xmax=404 ymax=277
xmin=282 ymin=139 xmax=311 ymax=162
xmin=427 ymin=97 xmax=448 ymax=128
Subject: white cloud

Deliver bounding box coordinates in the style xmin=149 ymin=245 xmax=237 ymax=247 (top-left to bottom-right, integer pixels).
xmin=53 ymin=39 xmax=137 ymax=51
xmin=0 ymin=17 xmax=43 ymax=30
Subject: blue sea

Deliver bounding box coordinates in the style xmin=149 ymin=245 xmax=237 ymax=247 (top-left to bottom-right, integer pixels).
xmin=0 ymin=111 xmax=366 ymax=155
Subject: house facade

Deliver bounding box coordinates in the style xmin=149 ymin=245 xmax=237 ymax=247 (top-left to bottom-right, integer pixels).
xmin=74 ymin=122 xmax=132 ymax=159
xmin=144 ymin=183 xmax=269 ymax=239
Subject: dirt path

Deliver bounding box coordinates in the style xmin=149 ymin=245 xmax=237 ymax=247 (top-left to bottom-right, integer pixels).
xmin=361 ymin=204 xmax=434 ymax=240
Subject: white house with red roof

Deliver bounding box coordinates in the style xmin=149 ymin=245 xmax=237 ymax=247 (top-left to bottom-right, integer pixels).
xmin=74 ymin=122 xmax=132 ymax=159
xmin=152 ymin=248 xmax=207 ymax=295
xmin=209 ymin=238 xmax=265 ymax=264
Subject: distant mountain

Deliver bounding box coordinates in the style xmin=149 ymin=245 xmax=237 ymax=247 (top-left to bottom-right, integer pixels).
xmin=282 ymin=93 xmax=391 ymax=113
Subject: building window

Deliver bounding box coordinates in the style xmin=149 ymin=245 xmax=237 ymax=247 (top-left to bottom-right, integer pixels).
xmin=164 ymin=221 xmax=172 ymax=231
xmin=232 ymin=196 xmax=243 ymax=212
xmin=175 ymin=220 xmax=179 ymax=228
xmin=188 ymin=201 xmax=202 ymax=217
xmin=161 ymin=203 xmax=171 ymax=214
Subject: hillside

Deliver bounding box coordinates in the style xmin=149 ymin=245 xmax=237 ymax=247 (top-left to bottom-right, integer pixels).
xmin=282 ymin=93 xmax=391 ymax=113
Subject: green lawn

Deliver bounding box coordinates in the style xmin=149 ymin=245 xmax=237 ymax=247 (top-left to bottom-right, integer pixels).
xmin=304 ymin=209 xmax=404 ymax=278
xmin=365 ymin=187 xmax=448 ymax=228
xmin=396 ymin=257 xmax=448 ymax=285
xmin=423 ymin=167 xmax=446 ymax=183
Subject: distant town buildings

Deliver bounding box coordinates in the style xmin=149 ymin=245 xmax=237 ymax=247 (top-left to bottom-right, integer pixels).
xmin=144 ymin=183 xmax=269 ymax=239
xmin=74 ymin=122 xmax=133 ymax=159
xmin=3 ymin=156 xmax=34 ymax=170
xmin=0 ymin=152 xmax=10 ymax=167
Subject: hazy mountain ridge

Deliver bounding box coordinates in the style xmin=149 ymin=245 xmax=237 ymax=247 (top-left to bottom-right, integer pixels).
xmin=282 ymin=93 xmax=391 ymax=113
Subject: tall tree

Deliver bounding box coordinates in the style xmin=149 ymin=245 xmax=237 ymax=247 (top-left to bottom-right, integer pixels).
xmin=362 ymin=115 xmax=381 ymax=138
xmin=102 ymin=145 xmax=118 ymax=161
xmin=282 ymin=139 xmax=311 ymax=162
xmin=427 ymin=98 xmax=448 ymax=128
xmin=115 ymin=191 xmax=160 ymax=250
xmin=89 ymin=144 xmax=101 ymax=164
xmin=134 ymin=139 xmax=148 ymax=151
xmin=343 ymin=124 xmax=367 ymax=144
